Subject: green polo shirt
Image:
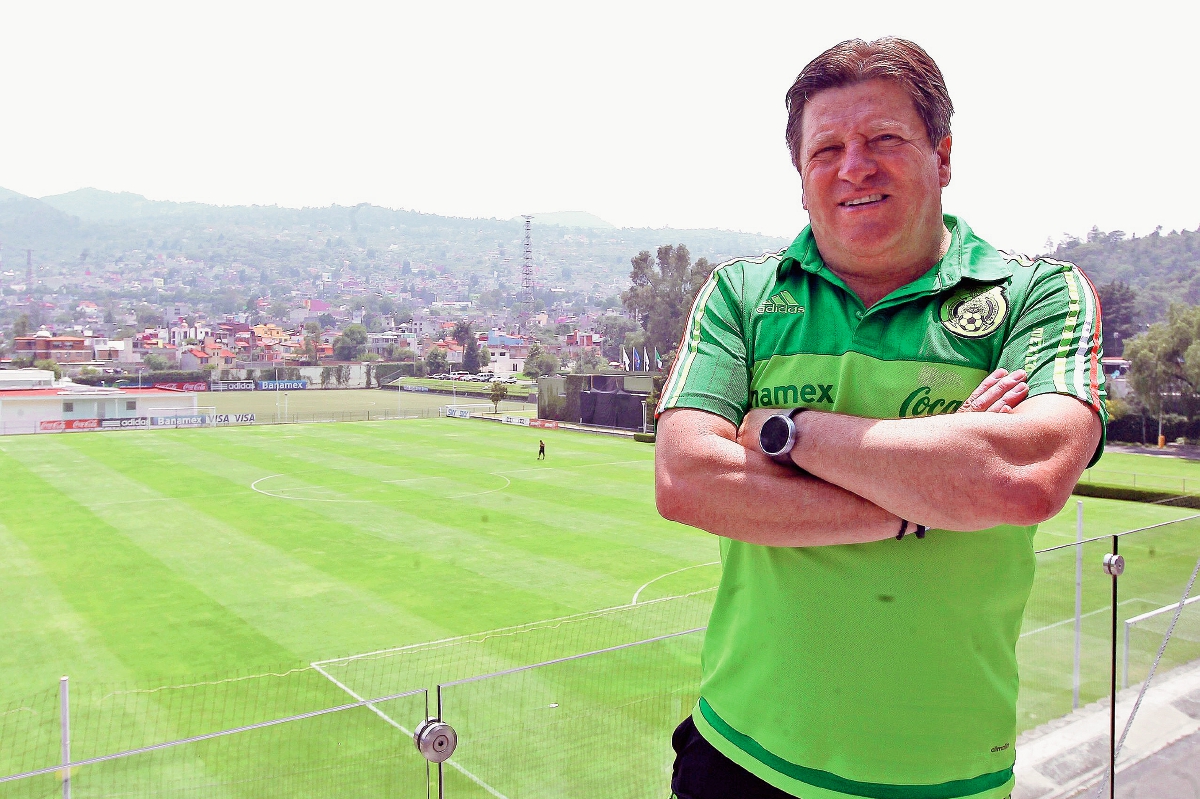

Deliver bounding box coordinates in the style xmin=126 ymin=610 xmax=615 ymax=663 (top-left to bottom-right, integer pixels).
xmin=657 ymin=216 xmax=1105 ymax=799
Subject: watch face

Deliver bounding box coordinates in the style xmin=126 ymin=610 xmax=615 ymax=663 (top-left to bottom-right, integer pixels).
xmin=759 ymin=414 xmax=792 ymax=456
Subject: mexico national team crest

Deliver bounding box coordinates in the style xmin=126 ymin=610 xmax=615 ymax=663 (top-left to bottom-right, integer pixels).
xmin=939 ymin=284 xmax=1008 ymax=338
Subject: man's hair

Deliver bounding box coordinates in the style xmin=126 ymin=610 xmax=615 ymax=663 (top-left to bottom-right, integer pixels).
xmin=784 ymin=37 xmax=953 ymax=169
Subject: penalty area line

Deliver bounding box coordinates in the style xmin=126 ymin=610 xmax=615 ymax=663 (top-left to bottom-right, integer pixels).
xmin=632 ymin=562 xmax=720 ymax=605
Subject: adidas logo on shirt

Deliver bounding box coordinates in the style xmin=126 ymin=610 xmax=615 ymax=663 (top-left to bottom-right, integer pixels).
xmin=757 ymin=290 xmax=804 ymax=314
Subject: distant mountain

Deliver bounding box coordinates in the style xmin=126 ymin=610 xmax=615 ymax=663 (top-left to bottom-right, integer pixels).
xmin=516 ymin=211 xmax=616 ymax=230
xmin=1046 ymin=227 xmax=1200 ymax=324
xmin=39 ymin=188 xmax=215 ymax=222
xmin=0 ymin=186 xmax=789 ymax=302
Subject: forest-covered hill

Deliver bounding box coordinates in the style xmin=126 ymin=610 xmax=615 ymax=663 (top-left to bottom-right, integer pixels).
xmin=1044 ymin=225 xmax=1200 ymax=325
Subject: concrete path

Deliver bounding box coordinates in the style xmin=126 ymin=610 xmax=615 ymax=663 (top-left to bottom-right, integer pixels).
xmin=1013 ymin=659 xmax=1200 ymax=798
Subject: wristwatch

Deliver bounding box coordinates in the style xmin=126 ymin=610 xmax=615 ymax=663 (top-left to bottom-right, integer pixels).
xmin=759 ymin=408 xmax=806 ymax=465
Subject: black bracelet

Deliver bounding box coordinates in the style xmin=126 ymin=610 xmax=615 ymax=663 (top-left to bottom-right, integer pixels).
xmin=897 ymin=521 xmax=928 ymax=540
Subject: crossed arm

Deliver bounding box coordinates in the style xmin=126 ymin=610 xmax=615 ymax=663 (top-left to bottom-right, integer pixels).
xmin=654 ymin=369 xmax=1102 ymax=547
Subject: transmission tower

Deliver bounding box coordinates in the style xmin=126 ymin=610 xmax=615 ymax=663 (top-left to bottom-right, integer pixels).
xmin=520 ymin=215 xmax=535 ymax=330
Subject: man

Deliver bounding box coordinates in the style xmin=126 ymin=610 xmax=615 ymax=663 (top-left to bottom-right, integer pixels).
xmin=538 ymin=439 xmax=546 ymax=460
xmin=655 ymin=38 xmax=1104 ymax=799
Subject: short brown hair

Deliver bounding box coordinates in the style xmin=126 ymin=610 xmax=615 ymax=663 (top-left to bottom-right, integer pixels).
xmin=784 ymin=37 xmax=953 ymax=169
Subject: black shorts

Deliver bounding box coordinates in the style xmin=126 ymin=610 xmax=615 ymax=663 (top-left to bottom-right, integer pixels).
xmin=670 ymin=715 xmax=796 ymax=799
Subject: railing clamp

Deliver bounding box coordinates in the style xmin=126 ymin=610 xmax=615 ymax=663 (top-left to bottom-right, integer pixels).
xmin=1103 ymin=553 xmax=1125 ymax=577
xmin=414 ymin=718 xmax=457 ymax=762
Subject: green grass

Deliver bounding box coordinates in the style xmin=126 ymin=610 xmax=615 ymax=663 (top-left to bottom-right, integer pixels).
xmin=1080 ymin=450 xmax=1200 ymax=494
xmin=0 ymin=425 xmax=1196 ymax=797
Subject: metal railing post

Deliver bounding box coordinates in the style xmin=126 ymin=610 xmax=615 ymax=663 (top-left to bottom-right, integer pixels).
xmin=60 ymin=676 xmax=70 ymax=799
xmin=1073 ymin=501 xmax=1083 ymax=709
xmin=1102 ymin=538 xmax=1124 ymax=799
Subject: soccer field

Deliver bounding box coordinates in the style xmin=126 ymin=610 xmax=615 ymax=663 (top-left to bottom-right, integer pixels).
xmin=0 ymin=422 xmax=1197 ymax=797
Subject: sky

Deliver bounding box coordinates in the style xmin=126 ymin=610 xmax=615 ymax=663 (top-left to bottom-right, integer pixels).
xmin=0 ymin=1 xmax=1195 ymax=253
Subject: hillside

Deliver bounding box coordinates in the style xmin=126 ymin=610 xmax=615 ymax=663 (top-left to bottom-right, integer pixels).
xmin=1045 ymin=227 xmax=1200 ymax=324
xmin=0 ymin=188 xmax=787 ymax=302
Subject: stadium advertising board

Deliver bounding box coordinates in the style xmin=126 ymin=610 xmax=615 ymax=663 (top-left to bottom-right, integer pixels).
xmin=211 ymin=381 xmax=256 ymax=392
xmin=39 ymin=418 xmax=101 ymax=432
xmin=151 ymin=415 xmax=210 ymax=427
xmin=445 ymin=407 xmax=472 ymax=419
xmin=403 ymin=385 xmax=430 ymax=392
xmin=502 ymin=415 xmax=530 ymax=426
xmin=529 ymin=419 xmax=559 ymax=429
xmin=154 ymin=382 xmax=209 ymax=392
xmin=257 ymin=380 xmax=308 ymax=390
xmin=100 ymin=417 xmax=149 ymax=430
xmin=212 ymin=413 xmax=256 ymax=425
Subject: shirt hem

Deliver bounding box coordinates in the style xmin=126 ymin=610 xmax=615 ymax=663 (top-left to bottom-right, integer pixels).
xmin=692 ymin=699 xmax=1015 ymax=799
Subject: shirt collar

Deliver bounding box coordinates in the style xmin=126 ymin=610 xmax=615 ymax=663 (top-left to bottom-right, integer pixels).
xmin=776 ymin=214 xmax=1013 ymax=290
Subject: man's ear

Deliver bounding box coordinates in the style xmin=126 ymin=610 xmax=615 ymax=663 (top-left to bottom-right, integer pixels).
xmin=937 ymin=135 xmax=952 ymax=188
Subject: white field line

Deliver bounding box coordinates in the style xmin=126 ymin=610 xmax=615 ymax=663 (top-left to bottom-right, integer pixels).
xmin=631 ymin=562 xmax=721 ymax=605
xmin=494 ymin=459 xmax=650 ymax=476
xmin=312 ymin=587 xmax=719 ymax=668
xmin=1020 ymin=598 xmax=1152 ymax=638
xmin=310 ymin=663 xmax=509 ymax=799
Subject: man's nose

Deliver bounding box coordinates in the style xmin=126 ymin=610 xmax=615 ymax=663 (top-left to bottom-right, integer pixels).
xmin=838 ymin=140 xmax=877 ymax=185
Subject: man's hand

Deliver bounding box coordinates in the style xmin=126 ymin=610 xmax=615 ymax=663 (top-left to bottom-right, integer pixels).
xmin=736 ymin=368 xmax=1029 ymax=449
xmin=957 ymin=368 xmax=1028 ymax=414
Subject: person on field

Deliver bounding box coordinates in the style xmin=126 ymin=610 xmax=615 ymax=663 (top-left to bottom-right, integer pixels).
xmin=655 ymin=37 xmax=1104 ymax=799
xmin=538 ymin=439 xmax=545 ymax=460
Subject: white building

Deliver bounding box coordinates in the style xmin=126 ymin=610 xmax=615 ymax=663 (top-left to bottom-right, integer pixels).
xmin=0 ymin=386 xmax=199 ymax=435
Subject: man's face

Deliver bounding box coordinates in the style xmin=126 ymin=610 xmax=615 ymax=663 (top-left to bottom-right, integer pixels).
xmin=798 ymin=79 xmax=951 ymax=273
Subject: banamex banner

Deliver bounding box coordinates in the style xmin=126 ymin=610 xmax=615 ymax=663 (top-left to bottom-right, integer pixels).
xmin=153 ymin=382 xmax=209 ymax=392
xmin=150 ymin=415 xmax=210 ymax=427
xmin=257 ymin=380 xmax=308 ymax=390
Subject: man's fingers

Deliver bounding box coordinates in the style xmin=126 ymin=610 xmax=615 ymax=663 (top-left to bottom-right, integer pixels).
xmin=963 ymin=369 xmax=1008 ymax=406
xmin=960 ymin=369 xmax=1027 ymax=413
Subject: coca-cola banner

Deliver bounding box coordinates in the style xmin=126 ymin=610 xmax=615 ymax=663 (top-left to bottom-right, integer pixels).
xmin=153 ymin=382 xmax=209 ymax=392
xmin=40 ymin=419 xmax=100 ymax=432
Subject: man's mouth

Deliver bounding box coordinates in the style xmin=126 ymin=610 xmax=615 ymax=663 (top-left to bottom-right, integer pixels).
xmin=840 ymin=194 xmax=886 ymax=207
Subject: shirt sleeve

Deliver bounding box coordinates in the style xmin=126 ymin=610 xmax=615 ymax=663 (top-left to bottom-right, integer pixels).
xmin=655 ymin=264 xmax=750 ymax=426
xmin=997 ymin=260 xmax=1107 ymax=465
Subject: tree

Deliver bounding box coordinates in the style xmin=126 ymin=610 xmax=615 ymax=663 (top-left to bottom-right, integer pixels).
xmin=489 ymin=381 xmax=509 ymax=413
xmin=1097 ymin=281 xmax=1137 ymax=356
xmin=596 ymin=314 xmax=638 ymax=361
xmin=425 ymin=348 xmax=449 ymax=374
xmin=333 ymin=323 xmax=368 ymax=360
xmin=621 ymin=244 xmax=715 ymax=358
xmin=523 ymin=341 xmax=559 ymax=378
xmin=479 ymin=345 xmax=491 ymax=368
xmin=12 ymin=314 xmax=30 ymax=338
xmin=33 ymin=359 xmax=62 ymax=380
xmin=1124 ymin=303 xmax=1200 ymax=429
xmin=575 ymin=350 xmax=605 ymax=374
xmin=303 ymin=321 xmax=321 ymax=364
xmin=452 ymin=320 xmax=481 ymax=373
xmin=143 ymin=353 xmax=170 ymax=371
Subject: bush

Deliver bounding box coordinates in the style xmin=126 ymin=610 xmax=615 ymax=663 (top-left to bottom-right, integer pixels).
xmin=1071 ymin=482 xmax=1200 ymax=509
xmin=633 ymin=432 xmax=656 ymax=443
